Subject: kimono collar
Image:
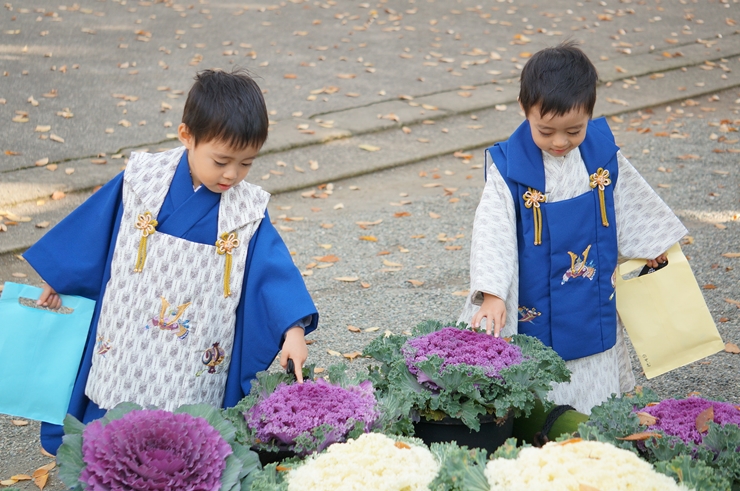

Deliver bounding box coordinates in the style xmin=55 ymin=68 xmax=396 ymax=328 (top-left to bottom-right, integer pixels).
xmin=504 ymin=118 xmax=620 ymax=190
xmin=124 ymin=146 xmax=269 ymax=236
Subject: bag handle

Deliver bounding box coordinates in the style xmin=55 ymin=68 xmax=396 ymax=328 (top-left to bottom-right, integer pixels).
xmin=617 ymin=243 xmax=683 ymax=282
xmin=18 ymin=296 xmax=74 ymax=315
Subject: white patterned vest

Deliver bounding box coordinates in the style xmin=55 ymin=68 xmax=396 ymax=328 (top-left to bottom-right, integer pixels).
xmin=85 ymin=147 xmax=270 ymax=411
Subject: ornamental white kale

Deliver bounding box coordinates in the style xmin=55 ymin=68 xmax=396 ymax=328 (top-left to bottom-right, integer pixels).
xmin=486 ymin=439 xmax=690 ymax=491
xmin=285 ymin=433 xmax=439 ymax=491
xmin=364 ymin=320 xmax=570 ymax=434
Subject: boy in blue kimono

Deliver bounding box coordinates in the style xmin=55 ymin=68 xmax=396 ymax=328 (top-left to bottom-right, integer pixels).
xmin=25 ymin=69 xmax=319 ymax=453
xmin=461 ymin=41 xmax=687 ymax=413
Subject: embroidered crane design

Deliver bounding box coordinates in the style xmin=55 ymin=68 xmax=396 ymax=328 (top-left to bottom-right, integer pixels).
xmin=561 ymin=244 xmax=596 ymax=285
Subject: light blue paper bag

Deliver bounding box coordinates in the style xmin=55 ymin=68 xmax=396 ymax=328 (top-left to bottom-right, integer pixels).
xmin=0 ymin=282 xmax=95 ymax=425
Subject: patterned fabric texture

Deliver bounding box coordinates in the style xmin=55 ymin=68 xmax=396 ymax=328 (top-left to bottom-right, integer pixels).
xmin=86 ymin=147 xmax=270 ymax=411
xmin=459 ymin=147 xmax=687 ymax=414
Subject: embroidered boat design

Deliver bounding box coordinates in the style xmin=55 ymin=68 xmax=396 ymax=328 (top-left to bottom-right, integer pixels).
xmin=518 ymin=306 xmax=542 ymax=323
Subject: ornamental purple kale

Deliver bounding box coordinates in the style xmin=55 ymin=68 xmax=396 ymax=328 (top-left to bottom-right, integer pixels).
xmin=639 ymin=397 xmax=740 ymax=445
xmin=402 ymin=327 xmax=523 ymax=385
xmin=245 ymin=378 xmax=379 ymax=454
xmin=80 ymin=409 xmax=232 ymax=491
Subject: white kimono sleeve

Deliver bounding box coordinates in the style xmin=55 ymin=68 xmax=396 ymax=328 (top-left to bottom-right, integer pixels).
xmin=458 ymin=150 xmax=520 ymax=336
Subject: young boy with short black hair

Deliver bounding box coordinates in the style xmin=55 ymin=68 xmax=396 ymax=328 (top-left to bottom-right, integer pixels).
xmin=26 ymin=68 xmax=318 ymax=453
xmin=460 ymin=41 xmax=686 ymax=413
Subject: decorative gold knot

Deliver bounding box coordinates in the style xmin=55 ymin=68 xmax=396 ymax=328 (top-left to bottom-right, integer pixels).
xmin=216 ymin=232 xmax=240 ymax=255
xmin=589 ymin=168 xmax=612 ymax=191
xmin=589 ymin=168 xmax=611 ymax=227
xmin=523 ymin=187 xmax=546 ymax=245
xmin=523 ymin=188 xmax=546 ymax=209
xmin=216 ymin=232 xmax=239 ymax=297
xmin=134 ymin=211 xmax=157 ymax=272
xmin=135 ymin=212 xmax=158 ymax=237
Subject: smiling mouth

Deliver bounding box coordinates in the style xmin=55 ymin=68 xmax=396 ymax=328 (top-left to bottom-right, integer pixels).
xmin=217 ymin=183 xmax=231 ymax=190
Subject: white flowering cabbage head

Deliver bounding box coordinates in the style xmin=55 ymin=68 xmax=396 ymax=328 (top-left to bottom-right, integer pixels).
xmin=287 ymin=433 xmax=439 ymax=491
xmin=485 ymin=439 xmax=692 ymax=491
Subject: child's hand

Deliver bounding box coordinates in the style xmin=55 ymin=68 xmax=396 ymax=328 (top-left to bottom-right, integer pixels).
xmin=472 ymin=293 xmax=507 ymax=337
xmin=645 ymin=253 xmax=668 ymax=269
xmin=281 ymin=327 xmax=308 ymax=383
xmin=37 ymin=283 xmax=62 ymax=309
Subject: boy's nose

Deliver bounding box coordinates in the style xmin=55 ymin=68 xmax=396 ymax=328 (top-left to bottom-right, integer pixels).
xmin=553 ymin=135 xmax=569 ymax=147
xmin=223 ymin=168 xmax=237 ymax=179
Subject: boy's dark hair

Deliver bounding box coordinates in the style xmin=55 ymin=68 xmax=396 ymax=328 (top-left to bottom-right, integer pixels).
xmin=519 ymin=40 xmax=598 ymax=118
xmin=182 ymin=68 xmax=269 ymax=149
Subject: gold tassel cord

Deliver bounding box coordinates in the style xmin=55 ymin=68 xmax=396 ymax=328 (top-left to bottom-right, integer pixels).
xmin=589 ymin=168 xmax=612 ymax=227
xmin=216 ymin=232 xmax=240 ymax=297
xmin=134 ymin=212 xmax=157 ymax=272
xmin=523 ymin=188 xmax=546 ymax=245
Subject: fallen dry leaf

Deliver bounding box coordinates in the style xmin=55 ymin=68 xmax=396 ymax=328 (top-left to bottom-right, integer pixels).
xmin=359 ymin=235 xmax=378 ymax=242
xmin=703 ymin=284 xmax=717 ymax=290
xmin=35 ymin=157 xmax=49 ymax=166
xmin=365 ymin=327 xmax=381 ymax=332
xmin=429 ymin=212 xmax=441 ymax=219
xmin=12 ymin=419 xmax=30 ymax=426
xmin=326 ymin=349 xmax=342 ymax=356
xmin=35 ymin=221 xmax=50 ymax=228
xmin=383 ymin=259 xmax=402 ymax=267
xmin=359 ymin=144 xmax=380 ymax=152
xmin=636 ymin=412 xmax=658 ymax=426
xmin=334 ymin=276 xmax=359 ymax=282
xmin=451 ymin=290 xmax=469 ymax=297
xmin=407 ymin=279 xmax=424 ymax=287
xmin=696 ymin=406 xmax=714 ymax=433
xmin=343 ymin=351 xmax=362 ymax=360
xmin=724 ymin=342 xmax=740 ymax=354
xmin=1 ymin=480 xmax=19 ymax=486
xmin=721 ymin=253 xmax=740 ymax=258
xmin=314 ymin=254 xmax=340 ymax=263
xmin=616 ymin=432 xmax=662 ymax=441
xmin=10 ymin=474 xmax=32 ymax=481
xmin=347 ymin=325 xmax=361 ymax=333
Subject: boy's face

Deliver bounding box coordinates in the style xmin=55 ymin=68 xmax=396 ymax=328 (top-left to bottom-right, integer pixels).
xmin=178 ymin=123 xmax=259 ymax=193
xmin=524 ymin=104 xmax=590 ymax=158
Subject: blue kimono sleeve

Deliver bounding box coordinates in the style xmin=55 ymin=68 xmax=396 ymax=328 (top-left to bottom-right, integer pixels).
xmin=223 ymin=212 xmax=319 ymax=406
xmin=23 ymin=173 xmax=124 ymax=299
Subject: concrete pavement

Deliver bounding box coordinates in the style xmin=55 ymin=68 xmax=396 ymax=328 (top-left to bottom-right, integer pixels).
xmin=2 ymin=0 xmax=740 ymax=253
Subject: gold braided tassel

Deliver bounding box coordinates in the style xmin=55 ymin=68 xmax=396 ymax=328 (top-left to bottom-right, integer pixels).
xmin=523 ymin=188 xmax=546 ymax=245
xmin=589 ymin=168 xmax=612 ymax=227
xmin=216 ymin=232 xmax=240 ymax=297
xmin=134 ymin=211 xmax=157 ymax=272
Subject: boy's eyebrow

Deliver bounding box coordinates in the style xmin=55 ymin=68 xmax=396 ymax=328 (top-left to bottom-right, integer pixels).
xmin=536 ymin=122 xmax=586 ymax=130
xmin=214 ymin=152 xmax=257 ymax=160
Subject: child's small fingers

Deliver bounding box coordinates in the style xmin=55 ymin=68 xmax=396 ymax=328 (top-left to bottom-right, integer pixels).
xmin=294 ymin=363 xmax=304 ymax=384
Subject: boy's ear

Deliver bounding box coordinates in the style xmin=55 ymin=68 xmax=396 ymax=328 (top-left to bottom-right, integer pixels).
xmin=177 ymin=123 xmax=193 ymax=148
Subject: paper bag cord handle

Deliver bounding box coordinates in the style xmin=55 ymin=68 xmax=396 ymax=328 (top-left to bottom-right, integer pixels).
xmin=18 ymin=296 xmax=73 ymax=314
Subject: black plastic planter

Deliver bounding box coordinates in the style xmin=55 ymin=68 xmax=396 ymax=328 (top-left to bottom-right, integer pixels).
xmin=412 ymin=411 xmax=514 ymax=455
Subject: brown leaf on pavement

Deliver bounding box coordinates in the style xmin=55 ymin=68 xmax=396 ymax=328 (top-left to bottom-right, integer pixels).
xmin=724 ymin=342 xmax=740 ymax=354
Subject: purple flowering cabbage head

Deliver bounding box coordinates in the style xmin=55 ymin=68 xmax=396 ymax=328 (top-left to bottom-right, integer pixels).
xmin=80 ymin=409 xmax=232 ymax=491
xmin=639 ymin=397 xmax=740 ymax=445
xmin=402 ymin=327 xmax=523 ymax=384
xmin=245 ymin=378 xmax=378 ymax=452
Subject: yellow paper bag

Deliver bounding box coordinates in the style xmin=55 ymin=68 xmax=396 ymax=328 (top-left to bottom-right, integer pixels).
xmin=615 ymin=243 xmax=724 ymax=379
